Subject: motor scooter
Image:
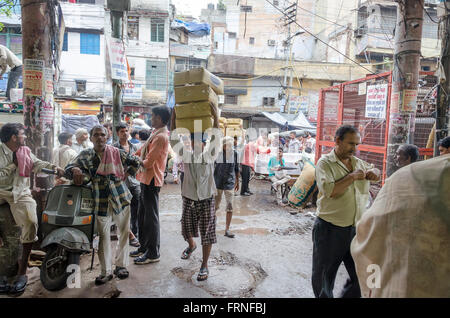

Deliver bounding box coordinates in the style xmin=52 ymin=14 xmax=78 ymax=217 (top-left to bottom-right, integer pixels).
xmin=39 ymin=168 xmax=96 ymax=291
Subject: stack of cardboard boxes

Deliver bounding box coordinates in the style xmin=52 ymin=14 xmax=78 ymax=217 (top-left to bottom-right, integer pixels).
xmin=217 ymin=117 xmax=245 ymax=139
xmin=225 ymin=118 xmax=243 ymax=138
xmin=173 ymin=68 xmax=223 ymax=133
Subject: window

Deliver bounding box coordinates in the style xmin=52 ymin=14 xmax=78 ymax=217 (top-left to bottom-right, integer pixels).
xmin=80 ymin=33 xmax=100 ymax=55
xmin=215 ymin=41 xmax=218 ymax=49
xmin=188 ymin=59 xmax=202 ymax=70
xmin=249 ymin=37 xmax=255 ymax=45
xmin=62 ymin=32 xmax=68 ymax=51
xmin=263 ymin=97 xmax=275 ymax=106
xmin=228 ymin=32 xmax=236 ymax=39
xmin=75 ymin=80 xmax=86 ymax=94
xmin=127 ymin=16 xmax=139 ymax=40
xmin=151 ymin=19 xmax=165 ymax=42
xmin=225 ymin=95 xmax=238 ymax=105
xmin=146 ymin=60 xmax=167 ymax=91
xmin=130 ymin=67 xmax=135 ymax=80
xmin=273 ymin=0 xmax=279 ymax=6
xmin=240 ymin=5 xmax=252 ymax=12
xmin=76 ymin=0 xmax=95 ymax=4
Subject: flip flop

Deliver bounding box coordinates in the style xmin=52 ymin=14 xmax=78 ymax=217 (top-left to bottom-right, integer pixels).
xmin=197 ymin=267 xmax=209 ymax=281
xmin=95 ymin=274 xmax=113 ymax=285
xmin=181 ymin=245 xmax=197 ymax=260
xmin=8 ymin=275 xmax=27 ymax=297
xmin=114 ymin=267 xmax=129 ymax=279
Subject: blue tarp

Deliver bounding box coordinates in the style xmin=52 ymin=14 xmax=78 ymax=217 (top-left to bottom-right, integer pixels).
xmin=61 ymin=114 xmax=100 ymax=134
xmin=173 ymin=19 xmax=210 ymax=37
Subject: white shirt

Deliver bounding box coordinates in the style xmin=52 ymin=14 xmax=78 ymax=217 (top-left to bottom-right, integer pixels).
xmin=52 ymin=145 xmax=78 ymax=169
xmin=0 ymin=45 xmax=22 ymax=76
xmin=288 ymin=139 xmax=301 ymax=153
xmin=0 ymin=143 xmax=54 ymax=202
xmin=71 ymin=141 xmax=93 ymax=154
xmin=351 ymin=154 xmax=450 ymax=297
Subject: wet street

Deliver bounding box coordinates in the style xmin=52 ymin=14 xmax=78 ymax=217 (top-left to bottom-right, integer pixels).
xmin=4 ymin=178 xmax=349 ymax=298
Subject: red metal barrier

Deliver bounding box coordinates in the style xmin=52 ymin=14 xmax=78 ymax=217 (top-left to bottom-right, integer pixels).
xmin=315 ymin=71 xmax=434 ymax=183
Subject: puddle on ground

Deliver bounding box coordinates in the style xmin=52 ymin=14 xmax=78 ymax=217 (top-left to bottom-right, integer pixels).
xmin=171 ymin=250 xmax=267 ymax=297
xmin=218 ymin=228 xmax=270 ymax=236
xmin=217 ymin=218 xmax=246 ymax=225
xmin=216 ymin=208 xmax=260 ymax=217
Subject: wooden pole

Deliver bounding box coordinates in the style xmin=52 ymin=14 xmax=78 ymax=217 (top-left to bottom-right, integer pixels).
xmin=21 ymin=0 xmax=57 ymax=228
xmin=386 ymin=0 xmax=424 ymax=177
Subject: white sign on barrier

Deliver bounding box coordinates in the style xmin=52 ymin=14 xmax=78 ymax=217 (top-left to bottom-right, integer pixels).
xmin=365 ymin=84 xmax=388 ymax=119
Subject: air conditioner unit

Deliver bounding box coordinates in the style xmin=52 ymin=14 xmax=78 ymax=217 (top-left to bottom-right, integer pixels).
xmin=174 ymin=64 xmax=187 ymax=72
xmin=58 ymin=86 xmax=72 ymax=96
xmin=267 ymin=40 xmax=276 ymax=46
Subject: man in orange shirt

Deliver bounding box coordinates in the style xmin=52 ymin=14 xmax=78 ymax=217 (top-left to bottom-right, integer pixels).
xmin=131 ymin=106 xmax=170 ymax=264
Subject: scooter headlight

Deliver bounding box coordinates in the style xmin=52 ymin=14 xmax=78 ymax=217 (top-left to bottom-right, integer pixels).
xmin=81 ymin=215 xmax=92 ymax=225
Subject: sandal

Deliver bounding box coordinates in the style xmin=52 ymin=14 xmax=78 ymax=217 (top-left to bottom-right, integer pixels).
xmin=197 ymin=267 xmax=209 ymax=281
xmin=8 ymin=275 xmax=27 ymax=297
xmin=95 ymin=274 xmax=113 ymax=285
xmin=181 ymin=245 xmax=197 ymax=260
xmin=114 ymin=267 xmax=129 ymax=279
xmin=224 ymin=230 xmax=235 ymax=238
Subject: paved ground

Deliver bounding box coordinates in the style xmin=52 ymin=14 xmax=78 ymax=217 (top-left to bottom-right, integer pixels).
xmin=1 ymin=178 xmax=349 ymax=298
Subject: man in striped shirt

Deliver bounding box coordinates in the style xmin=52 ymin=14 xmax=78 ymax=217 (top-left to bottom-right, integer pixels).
xmin=66 ymin=125 xmax=141 ymax=285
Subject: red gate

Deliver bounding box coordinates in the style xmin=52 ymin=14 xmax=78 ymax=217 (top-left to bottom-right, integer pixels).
xmin=315 ymin=71 xmax=434 ymax=183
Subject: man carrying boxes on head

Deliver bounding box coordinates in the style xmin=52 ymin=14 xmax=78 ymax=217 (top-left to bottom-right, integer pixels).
xmin=170 ymin=67 xmax=224 ymax=281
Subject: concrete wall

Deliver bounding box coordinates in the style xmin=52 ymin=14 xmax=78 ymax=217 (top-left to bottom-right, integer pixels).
xmin=131 ymin=0 xmax=169 ymax=12
xmin=210 ymin=0 xmax=317 ymax=60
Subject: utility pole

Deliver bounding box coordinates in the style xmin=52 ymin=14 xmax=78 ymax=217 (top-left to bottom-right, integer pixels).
xmin=386 ymin=0 xmax=424 ymax=177
xmin=22 ymin=0 xmax=59 ymax=220
xmin=107 ymin=0 xmax=130 ymax=142
xmin=435 ymin=1 xmax=450 ymax=155
xmin=282 ymin=0 xmax=297 ymax=113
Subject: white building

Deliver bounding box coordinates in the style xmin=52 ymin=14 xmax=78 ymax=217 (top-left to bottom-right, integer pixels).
xmin=58 ymin=0 xmax=106 ymax=98
xmin=121 ymin=0 xmax=171 ymax=105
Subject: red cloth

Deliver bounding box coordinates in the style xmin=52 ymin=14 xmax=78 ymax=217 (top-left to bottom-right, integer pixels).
xmin=16 ymin=146 xmax=34 ymax=177
xmin=96 ymin=145 xmax=125 ymax=179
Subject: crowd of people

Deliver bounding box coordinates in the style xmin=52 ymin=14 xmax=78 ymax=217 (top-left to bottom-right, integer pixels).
xmin=0 ymin=108 xmax=449 ymax=297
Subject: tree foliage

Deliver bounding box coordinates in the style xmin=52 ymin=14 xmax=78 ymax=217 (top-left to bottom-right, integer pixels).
xmin=0 ymin=0 xmax=20 ymax=31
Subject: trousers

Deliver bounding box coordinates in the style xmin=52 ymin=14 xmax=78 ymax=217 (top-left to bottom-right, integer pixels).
xmin=240 ymin=164 xmax=251 ymax=194
xmin=311 ymin=217 xmax=361 ymax=298
xmin=129 ymin=185 xmax=140 ymax=237
xmin=137 ymin=179 xmax=160 ymax=259
xmin=6 ymin=65 xmax=22 ymax=100
xmin=96 ymin=204 xmax=130 ymax=275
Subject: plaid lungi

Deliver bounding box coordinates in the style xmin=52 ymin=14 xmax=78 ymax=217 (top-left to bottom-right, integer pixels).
xmin=181 ymin=196 xmax=217 ymax=246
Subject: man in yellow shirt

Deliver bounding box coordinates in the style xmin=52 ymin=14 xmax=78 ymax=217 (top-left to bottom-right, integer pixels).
xmin=312 ymin=125 xmax=380 ymax=298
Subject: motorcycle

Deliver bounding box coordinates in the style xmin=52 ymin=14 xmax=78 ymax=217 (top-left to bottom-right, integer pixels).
xmin=39 ymin=168 xmax=96 ymax=291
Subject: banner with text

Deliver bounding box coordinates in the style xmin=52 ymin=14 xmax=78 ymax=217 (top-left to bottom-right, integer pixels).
xmin=107 ymin=37 xmax=128 ymax=81
xmin=365 ymin=84 xmax=388 ymax=119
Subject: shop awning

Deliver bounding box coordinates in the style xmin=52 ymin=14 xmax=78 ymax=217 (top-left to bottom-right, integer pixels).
xmin=58 ymin=99 xmax=101 ymax=115
xmin=261 ymin=111 xmax=316 ymax=130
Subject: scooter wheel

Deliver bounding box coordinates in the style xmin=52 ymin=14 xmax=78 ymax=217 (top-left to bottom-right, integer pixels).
xmin=40 ymin=245 xmax=80 ymax=291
